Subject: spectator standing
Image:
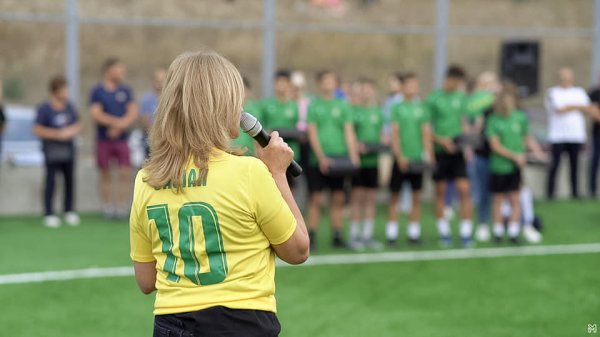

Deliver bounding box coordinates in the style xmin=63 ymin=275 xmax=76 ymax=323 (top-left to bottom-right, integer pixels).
xmin=487 ymin=84 xmax=546 ymax=243
xmin=387 ymin=73 xmax=433 ymax=245
xmin=587 ymin=81 xmax=600 ymax=198
xmin=545 ymin=67 xmax=591 ymax=199
xmin=426 ymin=65 xmax=473 ymax=247
xmin=0 ymin=79 xmax=5 ymax=162
xmin=261 ymin=69 xmax=300 ymax=188
xmin=139 ymin=68 xmax=166 ymax=157
xmin=307 ymin=70 xmax=359 ymax=249
xmin=231 ymin=77 xmax=262 ymax=156
xmin=349 ymin=78 xmax=384 ymax=249
xmin=33 ymin=76 xmax=81 ymax=228
xmin=465 ymin=72 xmax=499 ymax=242
xmin=89 ymin=58 xmax=138 ymax=219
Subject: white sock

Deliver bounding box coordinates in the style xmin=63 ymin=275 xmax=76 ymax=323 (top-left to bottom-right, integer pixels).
xmin=437 ymin=218 xmax=450 ymax=237
xmin=508 ymin=221 xmax=520 ymax=238
xmin=459 ymin=219 xmax=473 ymax=239
xmin=493 ymin=223 xmax=504 ymax=237
xmin=386 ymin=221 xmax=399 ymax=240
xmin=407 ymin=222 xmax=421 ymax=240
xmin=350 ymin=221 xmax=361 ymax=241
xmin=521 ymin=187 xmax=534 ymax=226
xmin=362 ymin=220 xmax=375 ymax=241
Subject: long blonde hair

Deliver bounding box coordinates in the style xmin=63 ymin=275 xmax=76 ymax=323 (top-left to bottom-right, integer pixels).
xmin=143 ymin=50 xmax=244 ymax=191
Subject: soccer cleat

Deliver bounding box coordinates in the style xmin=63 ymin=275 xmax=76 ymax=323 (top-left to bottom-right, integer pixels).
xmin=102 ymin=206 xmax=116 ymax=220
xmin=475 ymin=225 xmax=491 ymax=242
xmin=407 ymin=237 xmax=422 ymax=245
xmin=523 ymin=226 xmax=542 ymax=244
xmin=493 ymin=235 xmax=503 ymax=244
xmin=309 ymin=232 xmax=316 ymax=251
xmin=43 ymin=215 xmax=61 ymax=228
xmin=348 ymin=239 xmax=365 ymax=251
xmin=461 ymin=237 xmax=473 ymax=248
xmin=64 ymin=212 xmax=80 ymax=226
xmin=509 ymin=237 xmax=520 ymax=245
xmin=332 ymin=237 xmax=347 ymax=248
xmin=387 ymin=239 xmax=398 ymax=247
xmin=439 ymin=235 xmax=452 ymax=247
xmin=363 ymin=239 xmax=384 ymax=250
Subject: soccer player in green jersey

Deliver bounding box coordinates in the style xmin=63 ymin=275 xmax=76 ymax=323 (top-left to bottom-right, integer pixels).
xmin=261 ymin=70 xmax=300 ymax=187
xmin=307 ymin=70 xmax=360 ymax=249
xmin=232 ymin=77 xmax=262 ymax=156
xmin=426 ymin=65 xmax=473 ymax=247
xmin=349 ymin=78 xmax=384 ymax=249
xmin=465 ymin=72 xmax=500 ymax=243
xmin=388 ymin=73 xmax=433 ymax=245
xmin=486 ymin=83 xmax=546 ymax=244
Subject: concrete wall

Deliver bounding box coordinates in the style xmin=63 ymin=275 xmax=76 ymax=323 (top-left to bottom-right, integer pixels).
xmin=0 ymin=153 xmax=592 ymax=216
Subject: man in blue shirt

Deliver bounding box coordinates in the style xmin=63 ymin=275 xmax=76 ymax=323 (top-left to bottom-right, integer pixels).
xmin=139 ymin=68 xmax=166 ymax=157
xmin=89 ymin=58 xmax=138 ymax=219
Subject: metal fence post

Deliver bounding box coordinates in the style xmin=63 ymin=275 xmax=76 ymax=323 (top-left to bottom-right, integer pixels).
xmin=592 ymin=0 xmax=600 ymax=86
xmin=65 ymin=0 xmax=80 ymax=104
xmin=434 ymin=0 xmax=449 ymax=89
xmin=261 ymin=0 xmax=276 ymax=99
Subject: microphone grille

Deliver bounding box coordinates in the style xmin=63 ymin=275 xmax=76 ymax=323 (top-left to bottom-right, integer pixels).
xmin=240 ymin=112 xmax=262 ymax=137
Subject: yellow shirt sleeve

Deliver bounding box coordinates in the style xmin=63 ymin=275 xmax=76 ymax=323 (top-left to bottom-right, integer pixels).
xmin=129 ymin=173 xmax=156 ymax=263
xmin=250 ymin=160 xmax=297 ymax=245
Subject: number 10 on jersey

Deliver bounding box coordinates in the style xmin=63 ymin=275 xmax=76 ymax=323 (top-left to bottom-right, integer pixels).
xmin=147 ymin=202 xmax=228 ymax=286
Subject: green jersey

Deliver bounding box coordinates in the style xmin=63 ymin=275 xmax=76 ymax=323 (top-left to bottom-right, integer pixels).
xmin=261 ymin=97 xmax=300 ymax=161
xmin=352 ymin=104 xmax=383 ymax=168
xmin=425 ymin=89 xmax=466 ymax=152
xmin=390 ymin=100 xmax=430 ymax=162
xmin=486 ymin=110 xmax=528 ymax=174
xmin=231 ymin=100 xmax=262 ymax=156
xmin=307 ymin=97 xmax=352 ymax=164
xmin=465 ymin=90 xmax=494 ymax=123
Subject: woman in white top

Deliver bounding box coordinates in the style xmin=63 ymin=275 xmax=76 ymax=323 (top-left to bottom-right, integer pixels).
xmin=545 ymin=67 xmax=592 ymax=199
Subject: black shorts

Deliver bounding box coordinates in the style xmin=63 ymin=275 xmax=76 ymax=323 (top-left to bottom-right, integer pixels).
xmin=389 ymin=165 xmax=423 ymax=192
xmin=351 ymin=167 xmax=379 ymax=188
xmin=490 ymin=170 xmax=521 ymax=193
xmin=432 ymin=152 xmax=468 ymax=182
xmin=307 ymin=166 xmax=346 ymax=192
xmin=154 ymin=306 xmax=280 ymax=337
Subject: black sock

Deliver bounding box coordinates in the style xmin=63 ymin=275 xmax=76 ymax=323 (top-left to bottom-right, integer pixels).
xmin=333 ymin=230 xmax=342 ymax=241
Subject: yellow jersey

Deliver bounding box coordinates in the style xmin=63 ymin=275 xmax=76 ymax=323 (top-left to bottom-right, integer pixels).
xmin=130 ymin=149 xmax=296 ymax=315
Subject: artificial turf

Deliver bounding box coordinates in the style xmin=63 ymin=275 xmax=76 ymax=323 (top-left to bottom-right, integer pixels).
xmin=0 ymin=200 xmax=598 ymax=336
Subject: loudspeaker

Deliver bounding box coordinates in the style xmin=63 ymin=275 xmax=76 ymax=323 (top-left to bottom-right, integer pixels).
xmin=500 ymin=40 xmax=540 ymax=97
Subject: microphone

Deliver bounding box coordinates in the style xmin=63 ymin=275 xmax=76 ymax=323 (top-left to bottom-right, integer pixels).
xmin=240 ymin=112 xmax=303 ymax=177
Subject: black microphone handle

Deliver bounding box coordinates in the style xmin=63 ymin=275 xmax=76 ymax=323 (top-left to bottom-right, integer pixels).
xmin=254 ymin=129 xmax=303 ymax=177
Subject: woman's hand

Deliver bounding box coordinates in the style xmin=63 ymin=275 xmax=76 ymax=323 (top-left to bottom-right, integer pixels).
xmin=257 ymin=131 xmax=293 ymax=176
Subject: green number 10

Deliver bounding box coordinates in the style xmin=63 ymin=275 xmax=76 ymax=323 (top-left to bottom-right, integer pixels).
xmin=147 ymin=202 xmax=228 ymax=286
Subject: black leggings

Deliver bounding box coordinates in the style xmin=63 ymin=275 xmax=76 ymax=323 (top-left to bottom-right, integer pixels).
xmin=546 ymin=142 xmax=581 ymax=199
xmin=589 ymin=134 xmax=600 ymax=196
xmin=44 ymin=160 xmax=75 ymax=216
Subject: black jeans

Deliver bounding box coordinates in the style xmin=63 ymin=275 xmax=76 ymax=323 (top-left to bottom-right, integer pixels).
xmin=44 ymin=160 xmax=75 ymax=216
xmin=154 ymin=306 xmax=281 ymax=337
xmin=546 ymin=142 xmax=581 ymax=199
xmin=589 ymin=134 xmax=600 ymax=197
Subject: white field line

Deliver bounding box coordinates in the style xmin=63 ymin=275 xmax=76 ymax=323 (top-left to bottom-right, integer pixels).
xmin=1 ymin=243 xmax=599 ymax=286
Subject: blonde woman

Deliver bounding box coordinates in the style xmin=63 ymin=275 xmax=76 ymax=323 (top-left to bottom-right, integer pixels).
xmin=130 ymin=51 xmax=309 ymax=336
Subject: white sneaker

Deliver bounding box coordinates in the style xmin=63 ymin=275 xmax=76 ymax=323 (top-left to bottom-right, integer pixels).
xmin=44 ymin=215 xmax=61 ymax=228
xmin=348 ymin=239 xmax=365 ymax=251
xmin=523 ymin=225 xmax=542 ymax=244
xmin=443 ymin=206 xmax=455 ymax=221
xmin=475 ymin=224 xmax=491 ymax=242
xmin=64 ymin=212 xmax=80 ymax=226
